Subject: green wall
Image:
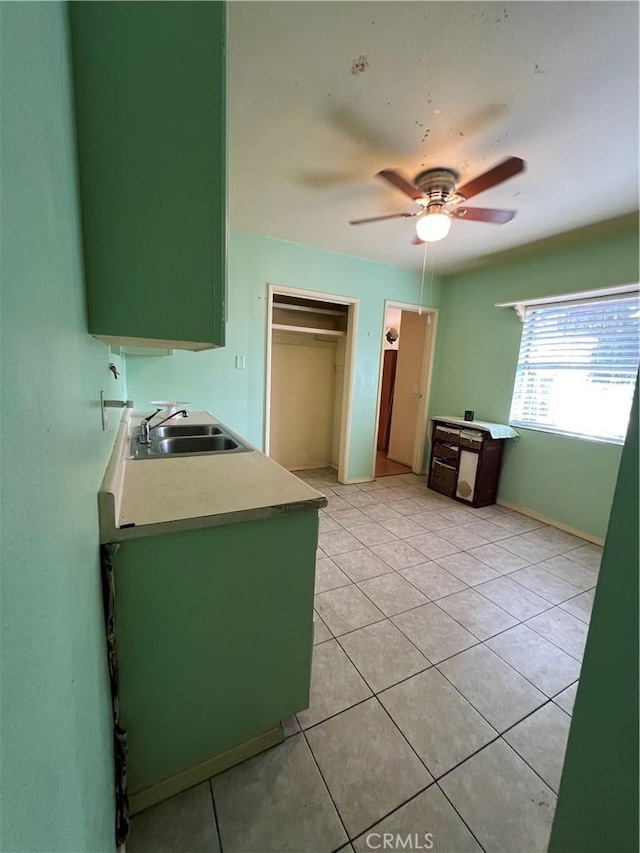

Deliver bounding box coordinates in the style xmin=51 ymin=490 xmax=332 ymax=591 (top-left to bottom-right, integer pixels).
xmin=126 ymin=230 xmax=439 ymax=481
xmin=549 ymin=379 xmax=638 ymax=853
xmin=0 ymin=5 xmax=121 ymax=850
xmin=127 ymin=225 xmax=638 ymax=536
xmin=429 ymin=225 xmax=639 ymax=538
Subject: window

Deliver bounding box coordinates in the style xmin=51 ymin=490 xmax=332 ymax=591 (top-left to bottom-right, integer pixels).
xmin=509 ymin=293 xmax=639 ymax=443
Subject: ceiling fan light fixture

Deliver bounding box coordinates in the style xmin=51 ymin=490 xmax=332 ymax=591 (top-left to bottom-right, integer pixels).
xmin=415 ymin=212 xmax=451 ymax=242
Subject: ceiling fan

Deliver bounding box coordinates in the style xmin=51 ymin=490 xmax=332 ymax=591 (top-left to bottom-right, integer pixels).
xmin=349 ymin=156 xmax=526 ymax=243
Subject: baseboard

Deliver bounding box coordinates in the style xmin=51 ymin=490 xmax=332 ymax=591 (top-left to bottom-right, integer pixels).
xmin=128 ymin=725 xmax=284 ymax=815
xmin=496 ymin=499 xmax=605 ymax=546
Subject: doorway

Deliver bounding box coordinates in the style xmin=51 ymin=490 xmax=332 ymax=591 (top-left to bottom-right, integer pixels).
xmin=373 ymin=301 xmax=437 ymax=478
xmin=265 ymin=285 xmax=358 ymax=482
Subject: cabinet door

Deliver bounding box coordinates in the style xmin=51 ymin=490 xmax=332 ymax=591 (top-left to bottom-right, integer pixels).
xmin=112 ymin=512 xmax=317 ymax=796
xmin=69 ymin=2 xmax=227 ymax=350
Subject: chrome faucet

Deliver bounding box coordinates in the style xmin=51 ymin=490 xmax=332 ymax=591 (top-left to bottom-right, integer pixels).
xmin=139 ymin=408 xmax=189 ymax=444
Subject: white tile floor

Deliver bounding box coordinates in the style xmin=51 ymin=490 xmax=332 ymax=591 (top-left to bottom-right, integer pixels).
xmin=129 ymin=470 xmax=600 ymax=853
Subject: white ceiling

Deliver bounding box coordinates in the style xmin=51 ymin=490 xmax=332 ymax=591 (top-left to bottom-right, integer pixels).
xmin=228 ymin=1 xmax=639 ymax=272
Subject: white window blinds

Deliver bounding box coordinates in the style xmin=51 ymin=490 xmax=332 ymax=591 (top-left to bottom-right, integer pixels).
xmin=509 ymin=294 xmax=640 ymax=442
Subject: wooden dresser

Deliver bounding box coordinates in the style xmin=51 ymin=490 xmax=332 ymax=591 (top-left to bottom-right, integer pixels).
xmin=428 ymin=417 xmax=518 ymax=508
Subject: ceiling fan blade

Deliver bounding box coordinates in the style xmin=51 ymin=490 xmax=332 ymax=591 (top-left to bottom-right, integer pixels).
xmin=456 ymin=157 xmax=525 ymax=201
xmin=349 ymin=211 xmax=419 ymax=225
xmin=377 ymin=169 xmax=425 ymax=201
xmin=452 ymin=206 xmax=517 ymax=224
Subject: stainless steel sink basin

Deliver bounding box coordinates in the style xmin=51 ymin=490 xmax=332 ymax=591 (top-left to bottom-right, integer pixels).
xmin=154 ymin=424 xmax=223 ymax=438
xmin=130 ymin=422 xmax=252 ymax=459
xmin=155 ymin=435 xmax=240 ymax=454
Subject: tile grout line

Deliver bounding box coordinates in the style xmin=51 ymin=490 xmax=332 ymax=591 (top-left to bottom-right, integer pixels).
xmin=560 ymin=586 xmax=596 ymax=625
xmin=470 ymin=578 xmax=565 ymax=618
xmin=497 ymin=572 xmax=594 ymax=608
xmin=433 ymin=631 xmax=575 ymax=703
xmin=299 ymin=693 xmax=380 ymax=735
xmin=495 ymin=734 xmax=561 ymax=795
xmin=331 ymin=620 xmax=430 ymax=715
xmin=372 ymin=681 xmax=496 ymax=795
xmin=329 ymin=607 xmax=427 ymax=660
xmin=207 ymin=777 xmax=224 ymax=853
xmin=320 ymin=666 xmax=491 ymax=853
xmin=297 ymin=729 xmax=353 ymax=850
xmin=325 ymin=635 xmax=443 ymax=789
xmin=549 ymin=679 xmax=580 ymax=711
xmin=430 ymin=706 xmax=564 ymax=797
xmin=413 ymin=586 xmax=540 ymax=637
xmin=520 ymin=618 xmax=588 ymax=663
xmin=349 ymin=775 xmax=489 ymax=853
xmin=348 ymin=780 xmax=436 ymax=847
xmin=433 ymin=780 xmax=488 ymax=852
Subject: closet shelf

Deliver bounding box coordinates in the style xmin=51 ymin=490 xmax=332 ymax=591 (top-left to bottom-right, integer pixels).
xmin=273 ymin=303 xmax=345 ymax=317
xmin=272 ymin=323 xmax=345 ymax=336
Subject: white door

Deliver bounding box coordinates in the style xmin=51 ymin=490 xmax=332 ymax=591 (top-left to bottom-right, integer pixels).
xmin=388 ymin=311 xmax=429 ymax=466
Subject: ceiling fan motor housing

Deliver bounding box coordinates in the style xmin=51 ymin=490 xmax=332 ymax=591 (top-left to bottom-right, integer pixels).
xmin=414 ymin=167 xmax=459 ymax=199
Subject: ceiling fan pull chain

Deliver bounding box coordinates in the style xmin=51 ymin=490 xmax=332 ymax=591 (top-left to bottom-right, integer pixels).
xmin=419 ymin=239 xmax=428 ymax=313
xmin=428 ymin=243 xmax=437 ymax=307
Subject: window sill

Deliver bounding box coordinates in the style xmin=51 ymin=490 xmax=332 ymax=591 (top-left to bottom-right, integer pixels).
xmin=508 ymin=422 xmax=625 ymax=446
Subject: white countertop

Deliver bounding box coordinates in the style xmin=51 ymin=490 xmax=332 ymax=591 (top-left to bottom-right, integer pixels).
xmin=99 ymin=411 xmax=326 ymax=542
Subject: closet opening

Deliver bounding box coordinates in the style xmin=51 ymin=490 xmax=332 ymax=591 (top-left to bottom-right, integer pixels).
xmin=265 ymin=286 xmax=358 ymax=483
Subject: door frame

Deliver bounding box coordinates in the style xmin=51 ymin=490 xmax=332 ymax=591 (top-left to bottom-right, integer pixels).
xmin=264 ymin=283 xmax=359 ymax=482
xmin=371 ymin=300 xmax=439 ymax=478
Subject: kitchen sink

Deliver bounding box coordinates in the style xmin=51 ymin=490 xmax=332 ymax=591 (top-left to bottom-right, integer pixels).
xmin=154 ymin=424 xmax=223 ymax=438
xmin=130 ymin=422 xmax=252 ymax=459
xmin=155 ymin=435 xmax=240 ymax=454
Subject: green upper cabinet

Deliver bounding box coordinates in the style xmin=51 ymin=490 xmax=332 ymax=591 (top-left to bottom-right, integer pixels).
xmin=69 ymin=1 xmax=227 ymax=350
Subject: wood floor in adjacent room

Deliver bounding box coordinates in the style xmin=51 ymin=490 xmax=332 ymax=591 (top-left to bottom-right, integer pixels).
xmin=375 ymin=450 xmax=412 ymax=477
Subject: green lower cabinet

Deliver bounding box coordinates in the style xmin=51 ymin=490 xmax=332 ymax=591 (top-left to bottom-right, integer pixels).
xmin=69 ymin=2 xmax=227 ymax=350
xmin=113 ymin=511 xmax=317 ymax=796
